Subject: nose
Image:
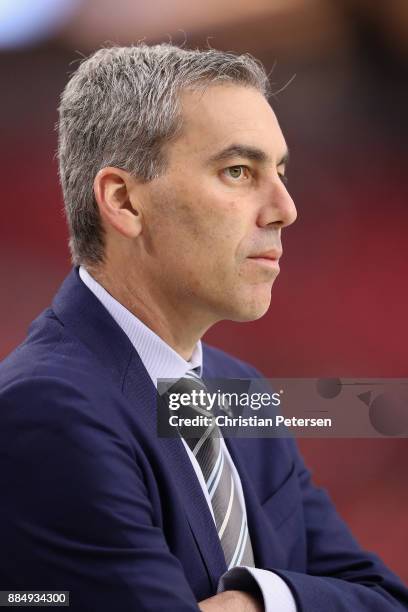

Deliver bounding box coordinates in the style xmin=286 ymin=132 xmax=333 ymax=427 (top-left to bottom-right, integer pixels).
xmin=256 ymin=177 xmax=297 ymax=229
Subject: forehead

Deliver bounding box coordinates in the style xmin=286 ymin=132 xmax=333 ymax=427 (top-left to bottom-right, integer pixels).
xmin=172 ymin=84 xmax=287 ymax=163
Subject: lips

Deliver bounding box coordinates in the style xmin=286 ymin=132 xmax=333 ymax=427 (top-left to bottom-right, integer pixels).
xmin=248 ymin=249 xmax=282 ymax=261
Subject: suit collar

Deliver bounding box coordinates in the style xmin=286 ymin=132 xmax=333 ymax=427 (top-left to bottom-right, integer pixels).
xmin=78 ymin=265 xmax=203 ymax=383
xmin=52 ymin=267 xmax=136 ymax=389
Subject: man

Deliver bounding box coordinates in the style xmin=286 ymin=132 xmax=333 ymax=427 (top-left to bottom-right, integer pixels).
xmin=0 ymin=44 xmax=406 ymax=611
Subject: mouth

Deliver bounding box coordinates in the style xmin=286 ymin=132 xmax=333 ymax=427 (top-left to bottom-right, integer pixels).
xmin=247 ymin=249 xmax=282 ymax=268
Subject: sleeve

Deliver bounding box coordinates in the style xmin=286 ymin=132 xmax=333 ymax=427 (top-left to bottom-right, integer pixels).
xmin=241 ymin=363 xmax=408 ymax=611
xmin=268 ymin=437 xmax=408 ymax=611
xmin=0 ymin=377 xmax=201 ymax=612
xmin=218 ymin=566 xmax=297 ymax=611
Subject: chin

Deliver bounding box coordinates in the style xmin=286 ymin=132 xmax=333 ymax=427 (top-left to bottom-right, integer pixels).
xmin=229 ymin=292 xmax=272 ymax=322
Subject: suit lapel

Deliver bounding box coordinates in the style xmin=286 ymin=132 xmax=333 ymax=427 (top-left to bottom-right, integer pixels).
xmin=224 ymin=437 xmax=288 ymax=569
xmin=52 ymin=268 xmax=227 ymax=589
xmin=122 ymin=351 xmax=227 ymax=589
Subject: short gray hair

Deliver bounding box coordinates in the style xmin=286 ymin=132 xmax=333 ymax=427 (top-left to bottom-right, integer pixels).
xmin=57 ymin=43 xmax=271 ymax=266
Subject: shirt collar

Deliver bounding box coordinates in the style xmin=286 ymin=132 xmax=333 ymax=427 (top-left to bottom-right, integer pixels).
xmin=79 ymin=266 xmax=202 ymax=386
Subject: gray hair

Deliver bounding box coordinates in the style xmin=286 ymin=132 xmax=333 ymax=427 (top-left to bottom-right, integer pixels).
xmin=57 ymin=43 xmax=271 ymax=266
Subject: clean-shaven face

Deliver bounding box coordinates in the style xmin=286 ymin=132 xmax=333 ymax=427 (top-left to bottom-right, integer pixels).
xmin=135 ymin=83 xmax=297 ymax=324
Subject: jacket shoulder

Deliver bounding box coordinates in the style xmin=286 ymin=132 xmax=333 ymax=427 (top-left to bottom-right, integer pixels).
xmin=0 ymin=308 xmax=124 ymax=419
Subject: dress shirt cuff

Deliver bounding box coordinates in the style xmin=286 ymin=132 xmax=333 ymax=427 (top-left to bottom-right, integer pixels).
xmin=217 ymin=566 xmax=297 ymax=612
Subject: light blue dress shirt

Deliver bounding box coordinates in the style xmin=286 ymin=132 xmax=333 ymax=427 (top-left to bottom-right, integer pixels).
xmin=79 ymin=265 xmax=296 ymax=612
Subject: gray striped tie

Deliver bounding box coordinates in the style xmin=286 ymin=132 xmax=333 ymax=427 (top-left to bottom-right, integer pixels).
xmin=167 ymin=371 xmax=255 ymax=569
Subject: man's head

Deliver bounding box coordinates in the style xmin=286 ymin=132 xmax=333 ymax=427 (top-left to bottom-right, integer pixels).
xmin=57 ymin=44 xmax=296 ymax=328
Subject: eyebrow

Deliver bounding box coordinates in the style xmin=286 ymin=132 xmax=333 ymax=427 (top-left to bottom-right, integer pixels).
xmin=205 ymin=143 xmax=289 ymax=167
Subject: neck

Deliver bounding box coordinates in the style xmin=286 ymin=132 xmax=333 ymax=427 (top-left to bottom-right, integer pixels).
xmin=86 ymin=263 xmax=214 ymax=361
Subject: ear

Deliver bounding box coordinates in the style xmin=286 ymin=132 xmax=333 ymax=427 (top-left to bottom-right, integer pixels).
xmin=93 ymin=167 xmax=142 ymax=239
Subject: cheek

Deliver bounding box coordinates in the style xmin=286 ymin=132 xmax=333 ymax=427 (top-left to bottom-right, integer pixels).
xmin=143 ymin=186 xmax=193 ymax=250
xmin=148 ymin=180 xmax=244 ymax=267
xmin=200 ymin=196 xmax=243 ymax=241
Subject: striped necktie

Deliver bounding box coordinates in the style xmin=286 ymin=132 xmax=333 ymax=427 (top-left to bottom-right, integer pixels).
xmin=167 ymin=370 xmax=255 ymax=569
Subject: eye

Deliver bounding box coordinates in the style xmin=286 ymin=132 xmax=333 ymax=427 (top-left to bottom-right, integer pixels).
xmin=278 ymin=172 xmax=288 ymax=186
xmin=223 ymin=165 xmax=250 ymax=180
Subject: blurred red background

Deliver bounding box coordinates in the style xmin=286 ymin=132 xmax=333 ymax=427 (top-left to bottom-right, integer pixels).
xmin=1 ymin=0 xmax=407 ymax=581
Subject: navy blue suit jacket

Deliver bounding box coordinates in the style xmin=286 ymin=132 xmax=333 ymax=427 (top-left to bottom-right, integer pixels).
xmin=0 ymin=268 xmax=407 ymax=611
